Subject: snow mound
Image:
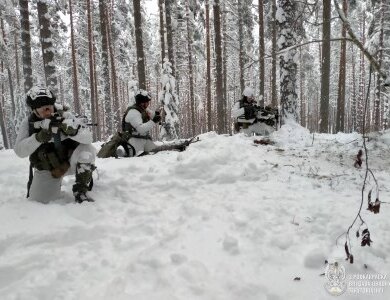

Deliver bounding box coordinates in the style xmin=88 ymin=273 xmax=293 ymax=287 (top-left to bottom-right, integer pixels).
xmin=0 ymin=130 xmax=390 ymax=300
xmin=271 ymin=119 xmax=311 ymax=147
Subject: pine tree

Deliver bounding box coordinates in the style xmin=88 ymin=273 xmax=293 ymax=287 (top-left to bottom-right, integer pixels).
xmin=19 ymin=0 xmax=33 ymax=94
xmin=159 ymin=59 xmax=180 ymax=140
xmin=69 ymin=0 xmax=80 ymax=115
xmin=99 ymin=0 xmax=113 ymax=136
xmin=86 ymin=0 xmax=100 ymax=141
xmin=205 ymin=0 xmax=212 ymax=132
xmin=336 ymin=0 xmax=347 ymax=132
xmin=271 ymin=0 xmax=278 ymax=107
xmin=37 ymin=0 xmax=57 ymax=92
xmin=213 ymin=0 xmax=224 ymax=133
xmin=319 ymin=0 xmax=331 ymax=133
xmin=258 ymin=0 xmax=265 ymax=106
xmin=277 ymin=0 xmax=299 ymax=122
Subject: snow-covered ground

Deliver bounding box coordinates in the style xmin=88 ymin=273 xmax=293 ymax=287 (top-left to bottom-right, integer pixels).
xmin=1 ymin=123 xmax=390 ymax=300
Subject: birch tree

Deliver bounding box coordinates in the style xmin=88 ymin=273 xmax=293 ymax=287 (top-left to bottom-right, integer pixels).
xmin=277 ymin=0 xmax=299 ymax=122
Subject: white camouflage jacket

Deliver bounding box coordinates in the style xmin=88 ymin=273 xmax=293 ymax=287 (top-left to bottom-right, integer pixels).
xmin=14 ymin=104 xmax=93 ymax=158
xmin=124 ymin=107 xmax=156 ymax=137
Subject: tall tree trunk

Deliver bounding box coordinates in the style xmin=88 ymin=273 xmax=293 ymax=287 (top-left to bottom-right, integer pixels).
xmin=271 ymin=0 xmax=277 ymax=107
xmin=374 ymin=0 xmax=384 ymax=131
xmin=0 ymin=97 xmax=9 ymax=149
xmin=351 ymin=45 xmax=357 ymax=132
xmin=87 ymin=0 xmax=98 ymax=140
xmin=58 ymin=75 xmax=64 ymax=105
xmin=258 ymin=0 xmax=265 ymax=106
xmin=19 ymin=0 xmax=33 ymax=94
xmin=186 ymin=2 xmax=195 ymax=136
xmin=1 ymin=19 xmax=16 ymax=146
xmin=99 ymin=0 xmax=113 ymax=135
xmin=238 ymin=0 xmax=245 ymax=92
xmin=277 ymin=0 xmax=298 ymax=122
xmin=107 ymin=5 xmax=120 ymax=130
xmin=37 ymin=0 xmax=57 ymax=92
xmin=299 ymin=47 xmax=306 ymax=127
xmin=0 ymin=60 xmax=9 ymax=149
xmin=357 ymin=12 xmax=366 ymax=133
xmin=133 ymin=0 xmax=146 ymax=90
xmin=319 ymin=0 xmax=331 ymax=133
xmin=222 ymin=3 xmax=228 ymax=133
xmin=165 ymin=0 xmax=175 ymax=76
xmin=213 ymin=0 xmax=224 ymax=133
xmin=13 ymin=18 xmax=20 ymax=88
xmin=69 ymin=0 xmax=80 ymax=115
xmin=205 ymin=0 xmax=212 ymax=132
xmin=336 ymin=0 xmax=347 ymax=132
xmin=159 ymin=0 xmax=166 ymax=61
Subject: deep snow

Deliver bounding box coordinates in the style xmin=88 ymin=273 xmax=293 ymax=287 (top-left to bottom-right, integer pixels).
xmin=0 ymin=123 xmax=390 ymax=300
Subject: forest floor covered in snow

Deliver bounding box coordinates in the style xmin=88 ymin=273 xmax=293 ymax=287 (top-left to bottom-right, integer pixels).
xmin=1 ymin=122 xmax=390 ymax=300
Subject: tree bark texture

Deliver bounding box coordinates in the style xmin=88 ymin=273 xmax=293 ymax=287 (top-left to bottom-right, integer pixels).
xmin=319 ymin=0 xmax=331 ymax=133
xmin=19 ymin=0 xmax=33 ymax=94
xmin=99 ymin=0 xmax=113 ymax=135
xmin=69 ymin=0 xmax=80 ymax=115
xmin=271 ymin=0 xmax=278 ymax=107
xmin=336 ymin=0 xmax=347 ymax=132
xmin=37 ymin=0 xmax=57 ymax=92
xmin=258 ymin=0 xmax=265 ymax=106
xmin=213 ymin=0 xmax=225 ymax=133
xmin=277 ymin=0 xmax=298 ymax=123
xmin=205 ymin=0 xmax=212 ymax=132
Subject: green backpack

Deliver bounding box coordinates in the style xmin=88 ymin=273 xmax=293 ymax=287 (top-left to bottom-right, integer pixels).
xmin=97 ymin=132 xmax=135 ymax=158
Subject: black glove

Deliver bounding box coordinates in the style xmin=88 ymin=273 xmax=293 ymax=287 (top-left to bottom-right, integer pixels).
xmin=152 ymin=114 xmax=162 ymax=123
xmin=59 ymin=121 xmax=79 ymax=136
xmin=244 ymin=106 xmax=257 ymax=119
xmin=35 ymin=129 xmax=52 ymax=143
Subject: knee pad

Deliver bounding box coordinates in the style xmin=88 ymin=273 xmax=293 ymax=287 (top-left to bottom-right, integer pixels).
xmin=78 ymin=151 xmax=94 ymax=164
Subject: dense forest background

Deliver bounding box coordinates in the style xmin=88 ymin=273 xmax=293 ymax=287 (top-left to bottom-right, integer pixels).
xmin=0 ymin=0 xmax=389 ymax=149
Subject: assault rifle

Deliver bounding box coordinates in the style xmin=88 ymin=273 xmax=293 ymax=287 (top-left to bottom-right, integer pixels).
xmin=242 ymin=105 xmax=279 ymax=128
xmin=138 ymin=136 xmax=200 ymax=156
xmin=32 ymin=112 xmax=64 ymax=134
xmin=255 ymin=106 xmax=279 ymax=127
xmin=33 ymin=113 xmax=98 ymax=133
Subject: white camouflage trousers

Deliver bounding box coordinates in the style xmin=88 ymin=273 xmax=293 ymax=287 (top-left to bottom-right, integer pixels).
xmin=29 ymin=144 xmax=96 ymax=203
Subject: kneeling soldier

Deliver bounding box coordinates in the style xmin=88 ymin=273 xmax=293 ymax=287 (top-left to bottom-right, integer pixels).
xmin=14 ymin=86 xmax=97 ymax=203
xmin=232 ymin=86 xmax=277 ymax=136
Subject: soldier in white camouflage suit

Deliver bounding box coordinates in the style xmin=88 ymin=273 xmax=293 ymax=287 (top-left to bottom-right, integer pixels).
xmin=14 ymin=86 xmax=96 ymax=203
xmin=232 ymin=87 xmax=276 ymax=136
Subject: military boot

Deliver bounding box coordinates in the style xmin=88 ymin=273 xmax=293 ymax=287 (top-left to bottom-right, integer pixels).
xmin=74 ymin=192 xmax=94 ymax=203
xmin=73 ymin=163 xmax=96 ymax=203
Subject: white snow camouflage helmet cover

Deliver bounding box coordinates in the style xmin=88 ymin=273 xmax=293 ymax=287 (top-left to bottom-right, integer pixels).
xmin=135 ymin=89 xmax=152 ymax=104
xmin=242 ymin=87 xmax=254 ymax=97
xmin=26 ymin=86 xmax=56 ymax=109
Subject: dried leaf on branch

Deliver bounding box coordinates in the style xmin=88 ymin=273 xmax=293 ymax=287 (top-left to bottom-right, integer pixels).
xmin=354 ymin=149 xmax=363 ymax=168
xmin=361 ymin=229 xmax=372 ymax=247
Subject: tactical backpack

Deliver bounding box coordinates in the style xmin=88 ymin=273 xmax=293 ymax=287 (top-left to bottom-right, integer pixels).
xmin=97 ymin=132 xmax=135 ymax=158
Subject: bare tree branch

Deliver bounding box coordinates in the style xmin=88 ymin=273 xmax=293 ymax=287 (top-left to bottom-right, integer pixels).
xmin=333 ymin=0 xmax=387 ymax=81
